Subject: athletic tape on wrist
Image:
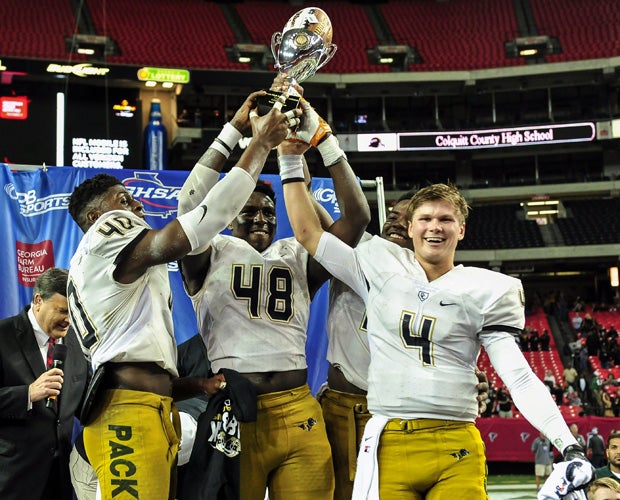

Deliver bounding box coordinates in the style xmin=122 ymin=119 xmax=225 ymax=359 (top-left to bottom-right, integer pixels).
xmin=317 ymin=135 xmax=346 ymax=167
xmin=278 ymin=155 xmax=305 ymax=184
xmin=210 ymin=122 xmax=243 ymax=159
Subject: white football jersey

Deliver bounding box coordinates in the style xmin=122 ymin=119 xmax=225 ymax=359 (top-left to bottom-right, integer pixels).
xmin=327 ymin=279 xmax=370 ymax=391
xmin=190 ymin=235 xmax=312 ymax=373
xmin=67 ymin=210 xmax=178 ymax=376
xmin=327 ymin=232 xmax=371 ymax=390
xmin=317 ymin=235 xmax=524 ymax=421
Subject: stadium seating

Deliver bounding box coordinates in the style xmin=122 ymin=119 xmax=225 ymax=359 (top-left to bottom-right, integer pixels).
xmin=379 ymin=0 xmax=525 ymax=71
xmin=477 ymin=309 xmax=565 ymax=412
xmin=0 ymin=0 xmax=80 ymax=60
xmin=86 ymin=0 xmax=247 ymax=70
xmin=457 ymin=204 xmax=545 ymax=250
xmin=3 ymin=0 xmax=619 ymax=73
xmin=234 ymin=1 xmax=388 ymax=74
xmin=556 ymin=199 xmax=620 ymax=246
xmin=530 ymin=0 xmax=620 ymax=63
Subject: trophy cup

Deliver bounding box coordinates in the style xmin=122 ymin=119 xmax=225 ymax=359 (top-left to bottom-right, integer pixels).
xmin=257 ymin=7 xmax=337 ymax=115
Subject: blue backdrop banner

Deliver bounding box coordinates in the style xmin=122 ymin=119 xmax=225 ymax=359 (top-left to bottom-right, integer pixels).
xmin=0 ymin=164 xmax=339 ymax=393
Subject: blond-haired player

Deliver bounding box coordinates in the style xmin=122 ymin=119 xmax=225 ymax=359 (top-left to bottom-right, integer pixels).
xmin=282 ymin=180 xmax=594 ymax=498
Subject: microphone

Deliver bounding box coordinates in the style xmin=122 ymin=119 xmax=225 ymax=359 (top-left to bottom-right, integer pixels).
xmin=46 ymin=343 xmax=68 ymax=409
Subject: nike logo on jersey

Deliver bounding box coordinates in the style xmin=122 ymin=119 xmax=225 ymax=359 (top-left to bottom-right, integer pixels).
xmin=198 ymin=205 xmax=208 ymax=223
xmin=440 ymin=300 xmax=456 ymax=306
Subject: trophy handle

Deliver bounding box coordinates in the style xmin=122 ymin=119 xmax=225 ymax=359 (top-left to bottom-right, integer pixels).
xmin=271 ymin=32 xmax=282 ymax=70
xmin=316 ymin=43 xmax=338 ymax=72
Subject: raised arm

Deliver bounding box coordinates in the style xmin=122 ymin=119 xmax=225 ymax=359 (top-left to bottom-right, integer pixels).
xmin=177 ymin=90 xmax=266 ymax=217
xmin=278 ymin=99 xmax=370 ymax=293
xmin=178 ymin=90 xmax=268 ymax=292
xmin=116 ymin=95 xmax=300 ymax=283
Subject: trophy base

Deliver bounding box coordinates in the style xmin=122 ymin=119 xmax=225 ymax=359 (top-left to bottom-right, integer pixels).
xmin=256 ymin=91 xmax=301 ymax=116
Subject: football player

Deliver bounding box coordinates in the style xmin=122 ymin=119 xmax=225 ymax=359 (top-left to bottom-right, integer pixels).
xmin=281 ymin=180 xmax=593 ymax=498
xmin=178 ymin=86 xmax=370 ymax=498
xmin=67 ymin=92 xmax=296 ymax=500
xmin=320 ymin=192 xmax=490 ymax=500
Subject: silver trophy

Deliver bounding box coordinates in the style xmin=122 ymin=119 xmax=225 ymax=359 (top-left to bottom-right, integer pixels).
xmin=259 ymin=7 xmax=337 ymax=113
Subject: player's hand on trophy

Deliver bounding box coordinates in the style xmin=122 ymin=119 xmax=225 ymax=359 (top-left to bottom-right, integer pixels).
xmin=288 ymin=99 xmax=332 ymax=146
xmin=270 ymin=73 xmax=304 ymax=97
xmin=229 ymin=90 xmax=267 ymax=136
xmin=249 ymin=94 xmax=301 ymax=150
xmin=537 ymin=445 xmax=594 ymax=499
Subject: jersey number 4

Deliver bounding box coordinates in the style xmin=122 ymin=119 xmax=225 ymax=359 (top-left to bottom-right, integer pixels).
xmin=401 ymin=312 xmax=435 ymax=366
xmin=231 ymin=264 xmax=294 ymax=322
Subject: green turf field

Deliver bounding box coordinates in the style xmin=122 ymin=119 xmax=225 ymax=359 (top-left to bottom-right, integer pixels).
xmin=488 ymin=474 xmax=538 ymax=500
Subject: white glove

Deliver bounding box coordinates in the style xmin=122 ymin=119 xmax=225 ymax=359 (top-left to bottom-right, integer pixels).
xmin=287 ymin=99 xmax=331 ymax=146
xmin=537 ymin=458 xmax=594 ymax=499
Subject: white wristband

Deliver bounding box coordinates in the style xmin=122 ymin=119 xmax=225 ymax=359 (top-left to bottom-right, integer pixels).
xmin=317 ymin=135 xmax=346 ymax=167
xmin=278 ymin=155 xmax=305 ymax=184
xmin=210 ymin=122 xmax=243 ymax=159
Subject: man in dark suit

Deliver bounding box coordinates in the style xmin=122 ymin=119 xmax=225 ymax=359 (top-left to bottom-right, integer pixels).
xmin=0 ymin=267 xmax=89 ymax=500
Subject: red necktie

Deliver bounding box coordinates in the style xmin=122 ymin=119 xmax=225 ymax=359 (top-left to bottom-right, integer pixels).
xmin=46 ymin=337 xmax=56 ymax=369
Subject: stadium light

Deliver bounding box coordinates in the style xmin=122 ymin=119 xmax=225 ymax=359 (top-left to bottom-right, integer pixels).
xmin=610 ymin=266 xmax=619 ymax=288
xmin=65 ymin=34 xmax=120 ymax=62
xmin=367 ymin=45 xmax=422 ymax=71
xmin=505 ymin=35 xmax=561 ymax=59
xmin=226 ymin=44 xmax=272 ymax=70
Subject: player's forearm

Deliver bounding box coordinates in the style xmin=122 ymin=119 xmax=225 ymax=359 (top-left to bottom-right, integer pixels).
xmin=234 ymin=137 xmax=273 ymax=181
xmin=177 ymin=167 xmax=257 ymax=251
xmin=178 ymin=123 xmax=243 ymax=215
xmin=280 ymin=157 xmax=324 ymax=255
xmin=486 ymin=336 xmax=577 ymax=453
xmin=327 ymin=157 xmax=371 ymax=245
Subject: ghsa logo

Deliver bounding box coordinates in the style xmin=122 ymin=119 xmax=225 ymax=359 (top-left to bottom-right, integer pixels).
xmin=121 ymin=172 xmax=180 ymax=219
xmin=312 ymin=185 xmax=341 ymax=214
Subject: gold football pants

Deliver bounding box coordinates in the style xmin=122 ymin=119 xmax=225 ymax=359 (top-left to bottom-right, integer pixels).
xmin=240 ymin=384 xmax=334 ymax=500
xmin=83 ymin=389 xmax=180 ymax=500
xmin=319 ymin=388 xmax=371 ymax=500
xmin=378 ymin=419 xmax=488 ymax=499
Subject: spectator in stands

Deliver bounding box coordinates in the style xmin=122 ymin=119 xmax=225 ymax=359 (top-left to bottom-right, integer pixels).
xmin=570 ymin=423 xmax=587 ymax=449
xmin=529 ymin=329 xmax=540 ymax=351
xmin=494 ymin=387 xmax=514 ymax=418
xmin=572 ymin=311 xmax=584 ymax=330
xmin=613 ymin=395 xmax=620 ymax=417
xmin=480 ymin=386 xmax=496 ymax=418
xmin=543 ymin=369 xmax=557 ymax=389
xmin=532 ymin=432 xmax=554 ymax=490
xmin=603 ymin=392 xmax=616 ymax=417
xmin=603 ymin=373 xmax=618 ymax=388
xmin=573 ymin=298 xmax=585 ymax=313
xmin=601 ymin=344 xmax=614 ymax=369
xmin=588 ymin=477 xmax=620 ymax=500
xmin=550 ymin=383 xmax=564 ymax=406
xmin=589 ymin=427 xmax=607 ymax=468
xmin=563 ymin=364 xmax=579 ymax=391
xmin=519 ymin=329 xmax=530 ymax=352
xmin=566 ymin=385 xmax=583 ymax=407
xmin=595 ymin=432 xmax=620 ymax=485
xmin=540 ymin=329 xmax=551 ymax=351
xmin=579 ymin=346 xmax=590 ymax=373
